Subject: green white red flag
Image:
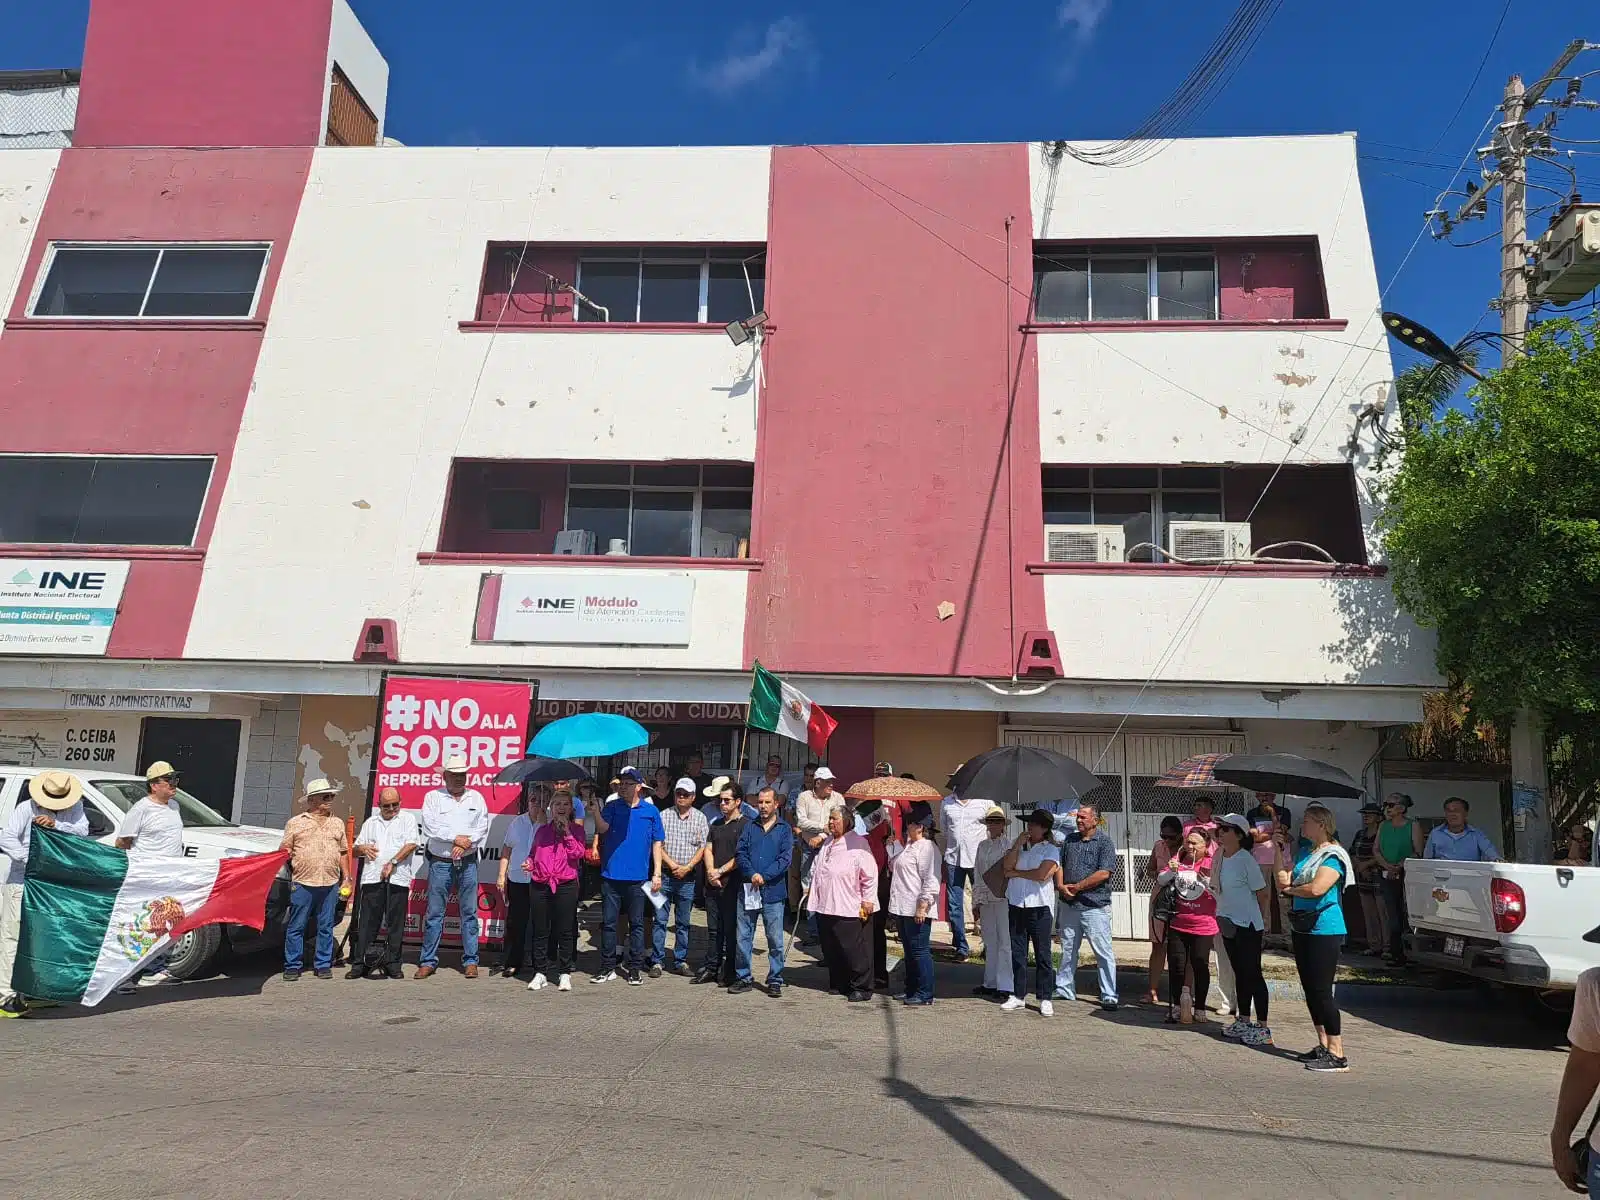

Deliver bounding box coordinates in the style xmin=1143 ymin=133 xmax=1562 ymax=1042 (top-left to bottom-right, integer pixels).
xmin=747 ymin=662 xmax=837 ymax=754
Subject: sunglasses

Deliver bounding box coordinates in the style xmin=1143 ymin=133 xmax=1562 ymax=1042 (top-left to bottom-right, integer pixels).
xmin=380 ymin=802 xmax=401 ymax=810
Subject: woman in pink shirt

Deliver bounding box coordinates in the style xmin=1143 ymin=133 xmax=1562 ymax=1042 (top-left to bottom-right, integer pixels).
xmin=524 ymin=788 xmax=587 ymax=993
xmin=888 ymin=801 xmax=942 ymax=1006
xmin=1159 ymin=827 xmax=1219 ymax=1024
xmin=809 ymin=807 xmax=880 ymax=1002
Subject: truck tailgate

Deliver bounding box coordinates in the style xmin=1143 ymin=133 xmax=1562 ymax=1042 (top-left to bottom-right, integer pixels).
xmin=1405 ymin=859 xmax=1497 ymax=936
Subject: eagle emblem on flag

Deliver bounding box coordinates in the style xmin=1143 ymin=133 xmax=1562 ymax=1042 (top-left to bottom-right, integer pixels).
xmin=116 ymin=896 xmax=187 ymax=961
xmin=787 ymin=699 xmax=803 ymax=720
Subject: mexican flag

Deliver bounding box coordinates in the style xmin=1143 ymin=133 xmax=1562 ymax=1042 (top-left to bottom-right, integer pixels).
xmin=15 ymin=827 xmax=288 ymax=1007
xmin=748 ymin=662 xmax=837 ymax=754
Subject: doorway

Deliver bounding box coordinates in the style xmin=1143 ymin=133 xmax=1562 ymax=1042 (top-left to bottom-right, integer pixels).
xmin=138 ymin=717 xmax=242 ymax=820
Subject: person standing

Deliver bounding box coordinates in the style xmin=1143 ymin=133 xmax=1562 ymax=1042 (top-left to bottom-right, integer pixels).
xmin=496 ymin=791 xmax=545 ymax=977
xmin=1373 ymin=792 xmax=1422 ymax=966
xmin=0 ymin=770 xmax=92 ymax=1017
xmin=349 ymin=787 xmax=419 ymax=980
xmin=970 ymin=806 xmax=1014 ymax=999
xmin=888 ymin=801 xmax=941 ymax=1006
xmin=417 ymin=755 xmax=490 ymax=980
xmin=1146 ymin=816 xmax=1184 ymax=1005
xmin=1000 ymin=808 xmax=1062 ymax=1017
xmin=1551 ymin=965 xmax=1600 ymax=1194
xmin=1350 ymin=803 xmax=1387 ymax=956
xmin=1213 ymin=814 xmax=1272 ymax=1046
xmin=939 ymin=788 xmax=990 ymax=963
xmin=1277 ymin=803 xmax=1354 ymax=1073
xmin=744 ymin=754 xmax=793 ymax=803
xmin=1183 ymin=796 xmax=1219 ymax=837
xmin=113 ymin=761 xmax=190 ymax=990
xmin=1160 ymin=828 xmax=1217 ymax=1025
xmin=652 ymin=779 xmax=709 ymax=977
xmin=1424 ymin=797 xmax=1500 ymax=862
xmin=810 ymin=806 xmax=879 ymax=1001
xmin=793 ymin=767 xmax=838 ymax=948
xmin=1053 ymin=804 xmax=1119 ymax=1011
xmin=855 ymin=797 xmax=899 ymax=990
xmin=681 ymin=752 xmax=715 ymax=798
xmin=278 ymin=779 xmax=352 ymax=982
xmin=733 ymin=787 xmax=794 ymax=997
xmin=695 ymin=787 xmax=747 ymax=985
xmin=592 ymin=766 xmax=664 ymax=985
xmin=1246 ymin=793 xmax=1291 ymax=936
xmin=527 ymin=788 xmax=586 ymax=993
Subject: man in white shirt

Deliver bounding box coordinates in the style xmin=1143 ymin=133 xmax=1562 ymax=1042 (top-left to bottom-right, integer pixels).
xmin=743 ymin=754 xmax=793 ymax=805
xmin=113 ymin=761 xmax=191 ymax=992
xmin=349 ymin=787 xmax=420 ymax=980
xmin=416 ymin=755 xmax=490 ymax=980
xmin=0 ymin=770 xmax=92 ymax=1017
xmin=1000 ymin=808 xmax=1062 ymax=1017
xmin=939 ymin=790 xmax=991 ymax=962
xmin=792 ymin=767 xmax=840 ymax=947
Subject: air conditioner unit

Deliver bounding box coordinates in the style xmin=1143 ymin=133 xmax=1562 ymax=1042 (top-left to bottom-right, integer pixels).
xmin=1168 ymin=521 xmax=1253 ymax=563
xmin=1533 ymin=202 xmax=1600 ymax=306
xmin=1044 ymin=524 xmax=1125 ymax=564
xmin=552 ymin=529 xmax=596 ymax=556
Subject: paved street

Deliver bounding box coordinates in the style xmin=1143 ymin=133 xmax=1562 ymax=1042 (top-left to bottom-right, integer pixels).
xmin=0 ymin=944 xmax=1569 ymax=1200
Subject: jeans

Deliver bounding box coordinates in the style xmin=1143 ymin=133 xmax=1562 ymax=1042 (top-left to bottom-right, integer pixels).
xmin=421 ymin=857 xmax=480 ymax=968
xmin=354 ymin=881 xmax=408 ymax=968
xmin=651 ymin=874 xmax=697 ymax=968
xmin=601 ymin=877 xmax=647 ymax=973
xmin=284 ymin=883 xmax=339 ymax=972
xmin=736 ymin=897 xmax=787 ymax=987
xmin=898 ymin=915 xmax=935 ymax=1002
xmin=1009 ymin=904 xmax=1054 ymax=1001
xmin=1055 ymin=902 xmax=1118 ymax=1003
xmin=943 ymin=863 xmax=972 ymax=956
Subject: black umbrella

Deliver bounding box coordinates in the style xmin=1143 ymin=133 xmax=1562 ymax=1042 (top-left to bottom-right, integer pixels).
xmin=493 ymin=756 xmax=592 ymax=785
xmin=1210 ymin=753 xmax=1362 ymax=799
xmin=949 ymin=745 xmax=1103 ymax=810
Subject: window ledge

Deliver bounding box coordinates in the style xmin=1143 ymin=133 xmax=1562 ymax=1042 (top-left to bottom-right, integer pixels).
xmin=0 ymin=544 xmax=204 ymax=561
xmin=458 ymin=320 xmax=728 ymax=334
xmin=1020 ymin=318 xmax=1349 ymax=334
xmin=1026 ymin=561 xmax=1384 ymax=577
xmin=418 ymin=551 xmax=762 ymax=570
xmin=5 ymin=318 xmax=266 ymax=332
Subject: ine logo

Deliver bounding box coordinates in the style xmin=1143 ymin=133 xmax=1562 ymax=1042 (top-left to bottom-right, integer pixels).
xmin=518 ymin=596 xmax=575 ymax=613
xmin=10 ymin=569 xmax=108 ymax=593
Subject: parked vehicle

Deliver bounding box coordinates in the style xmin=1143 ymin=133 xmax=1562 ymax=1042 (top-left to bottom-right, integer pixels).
xmin=0 ymin=766 xmax=294 ymax=980
xmin=1405 ymin=857 xmax=1600 ymax=991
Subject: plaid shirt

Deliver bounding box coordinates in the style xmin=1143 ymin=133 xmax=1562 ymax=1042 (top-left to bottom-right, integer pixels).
xmin=660 ymin=804 xmax=710 ymax=869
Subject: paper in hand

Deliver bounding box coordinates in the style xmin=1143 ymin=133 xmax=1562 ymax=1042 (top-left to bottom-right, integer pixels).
xmin=742 ymin=882 xmax=763 ymax=911
xmin=643 ymin=882 xmax=668 ymax=912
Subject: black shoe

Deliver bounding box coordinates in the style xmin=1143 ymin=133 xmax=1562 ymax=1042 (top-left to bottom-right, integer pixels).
xmin=1100 ymin=999 xmax=1120 ymax=1012
xmin=0 ymin=995 xmax=28 ymax=1018
xmin=500 ymin=965 xmax=519 ymax=978
xmin=690 ymin=969 xmax=717 ymax=985
xmin=344 ymin=966 xmax=367 ymax=980
xmin=314 ymin=969 xmax=333 ymax=980
xmin=727 ymin=979 xmax=754 ymax=995
xmin=846 ymin=989 xmax=873 ymax=1002
xmin=647 ymin=963 xmax=663 ymax=979
xmin=971 ymin=985 xmax=994 ymax=998
xmin=766 ymin=982 xmax=783 ymax=999
xmin=902 ymin=997 xmax=933 ymax=1007
xmin=666 ymin=962 xmax=691 ymax=976
xmin=1295 ymin=1045 xmax=1331 ymax=1064
xmin=385 ymin=964 xmax=404 ymax=979
xmin=873 ymin=976 xmax=891 ymax=990
xmin=282 ymin=971 xmax=302 ymax=982
xmin=626 ymin=969 xmax=643 ymax=986
xmin=1306 ymin=1053 xmax=1349 ymax=1073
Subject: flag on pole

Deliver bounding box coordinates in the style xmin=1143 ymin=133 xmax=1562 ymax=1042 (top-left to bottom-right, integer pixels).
xmin=15 ymin=826 xmax=288 ymax=1007
xmin=747 ymin=662 xmax=837 ymax=754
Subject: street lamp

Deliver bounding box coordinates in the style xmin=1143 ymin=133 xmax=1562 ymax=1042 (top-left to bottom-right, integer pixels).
xmin=1381 ymin=311 xmax=1486 ymax=381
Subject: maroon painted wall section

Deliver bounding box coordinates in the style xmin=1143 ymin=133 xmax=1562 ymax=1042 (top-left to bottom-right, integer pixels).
xmin=478 ymin=247 xmax=581 ymax=324
xmin=747 ymin=144 xmax=1046 ymax=678
xmin=1217 ymin=242 xmax=1326 ymax=320
xmin=826 ymin=708 xmax=875 ymax=790
xmin=439 ymin=461 xmax=568 ymax=554
xmin=75 ymin=0 xmax=335 ymax=148
xmin=0 ymin=148 xmax=315 ymax=657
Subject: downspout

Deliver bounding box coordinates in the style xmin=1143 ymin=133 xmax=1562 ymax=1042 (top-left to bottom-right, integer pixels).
xmin=1005 ymin=214 xmax=1017 ymax=682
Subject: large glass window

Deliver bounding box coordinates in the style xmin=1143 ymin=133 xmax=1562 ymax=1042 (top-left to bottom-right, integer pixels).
xmin=575 ymin=248 xmax=765 ymax=323
xmin=1033 ymin=247 xmax=1217 ymax=323
xmin=565 ymin=464 xmax=754 ymax=557
xmin=0 ymin=456 xmax=214 ymax=546
xmin=33 ymin=244 xmax=269 ymax=319
xmin=1040 ymin=466 xmax=1223 ymax=562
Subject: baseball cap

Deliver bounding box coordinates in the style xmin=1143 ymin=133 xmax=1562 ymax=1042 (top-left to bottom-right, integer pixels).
xmin=617 ymin=766 xmax=645 ymax=785
xmin=674 ymin=777 xmax=697 ymax=794
xmin=144 ymin=761 xmax=178 ymax=782
xmin=814 ymin=767 xmax=836 ymax=782
xmin=874 ymin=760 xmax=894 ymax=774
xmin=1218 ymin=813 xmax=1252 ymax=838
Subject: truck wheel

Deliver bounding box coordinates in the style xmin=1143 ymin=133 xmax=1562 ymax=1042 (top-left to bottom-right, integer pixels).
xmin=163 ymin=924 xmax=224 ymax=981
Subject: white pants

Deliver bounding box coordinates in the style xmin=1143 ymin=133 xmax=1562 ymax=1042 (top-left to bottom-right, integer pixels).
xmin=0 ymin=882 xmax=22 ymax=1000
xmin=979 ymin=902 xmax=1013 ymax=993
xmin=1213 ymin=934 xmax=1236 ymax=1012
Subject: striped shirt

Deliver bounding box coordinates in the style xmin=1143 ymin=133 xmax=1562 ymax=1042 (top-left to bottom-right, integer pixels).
xmin=660 ymin=804 xmax=710 ymax=870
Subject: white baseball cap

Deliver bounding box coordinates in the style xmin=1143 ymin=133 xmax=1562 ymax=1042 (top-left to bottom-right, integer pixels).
xmin=814 ymin=767 xmax=836 ymax=781
xmin=675 ymin=777 xmax=697 ymax=793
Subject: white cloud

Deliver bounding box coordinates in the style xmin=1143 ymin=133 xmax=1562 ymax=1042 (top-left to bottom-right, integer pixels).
xmin=1057 ymin=0 xmax=1110 ymax=45
xmin=692 ymin=18 xmax=813 ymax=94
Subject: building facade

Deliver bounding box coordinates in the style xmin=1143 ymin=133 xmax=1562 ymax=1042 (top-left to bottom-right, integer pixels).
xmin=0 ymin=0 xmax=1449 ymax=934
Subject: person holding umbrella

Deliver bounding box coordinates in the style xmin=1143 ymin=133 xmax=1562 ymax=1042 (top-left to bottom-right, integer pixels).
xmin=1000 ymin=808 xmax=1064 ymax=1017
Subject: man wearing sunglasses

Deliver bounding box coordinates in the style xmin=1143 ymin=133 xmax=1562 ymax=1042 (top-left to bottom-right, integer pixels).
xmin=350 ymin=787 xmax=420 ymax=979
xmin=114 ymin=762 xmax=190 ymax=992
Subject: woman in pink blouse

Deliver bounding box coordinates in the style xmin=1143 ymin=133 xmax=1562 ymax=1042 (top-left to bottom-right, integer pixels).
xmin=888 ymin=801 xmax=943 ymax=1006
xmin=1158 ymin=827 xmax=1219 ymax=1024
xmin=808 ymin=806 xmax=879 ymax=1002
xmin=524 ymin=788 xmax=587 ymax=993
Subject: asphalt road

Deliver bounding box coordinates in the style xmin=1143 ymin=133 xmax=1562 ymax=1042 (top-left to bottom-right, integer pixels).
xmin=0 ymin=945 xmax=1571 ymax=1200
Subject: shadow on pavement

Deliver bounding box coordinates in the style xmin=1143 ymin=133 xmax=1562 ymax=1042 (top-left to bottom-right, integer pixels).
xmin=1336 ymin=981 xmax=1571 ymax=1050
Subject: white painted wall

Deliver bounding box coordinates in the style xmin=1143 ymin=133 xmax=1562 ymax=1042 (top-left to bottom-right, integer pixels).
xmin=0 ymin=150 xmax=58 ymax=317
xmin=326 ymin=0 xmax=389 ymax=141
xmin=1241 ymin=717 xmax=1378 ymax=837
xmin=1041 ymin=573 xmax=1441 ymax=688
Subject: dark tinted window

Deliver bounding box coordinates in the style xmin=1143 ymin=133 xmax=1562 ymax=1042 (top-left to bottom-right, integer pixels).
xmin=35 ymin=249 xmax=160 ymax=316
xmin=568 ymin=464 xmax=631 ymax=485
xmin=1091 ymin=258 xmax=1150 ymax=320
xmin=700 ymin=490 xmax=752 ymax=557
xmin=633 ymin=465 xmax=700 ymax=487
xmin=638 ymin=263 xmax=701 ymax=322
xmin=0 ymin=456 xmax=212 ymax=545
xmin=33 ymin=246 xmax=265 ymax=318
xmin=576 ymin=261 xmax=640 ymax=322
xmin=708 ymin=260 xmax=764 ymax=323
xmin=1157 ymin=254 xmax=1217 ymax=320
xmin=565 ymin=488 xmax=630 ymax=549
xmin=1033 ymin=255 xmax=1087 ymax=322
xmin=143 ymin=248 xmax=265 ymax=317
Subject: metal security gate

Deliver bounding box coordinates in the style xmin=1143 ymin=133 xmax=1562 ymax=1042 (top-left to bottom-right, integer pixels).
xmin=1001 ymin=729 xmax=1244 ymax=938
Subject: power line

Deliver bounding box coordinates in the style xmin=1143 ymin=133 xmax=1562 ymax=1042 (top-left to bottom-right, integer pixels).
xmin=1424 ymin=0 xmax=1515 ymax=152
xmin=884 ymin=0 xmax=980 ymax=82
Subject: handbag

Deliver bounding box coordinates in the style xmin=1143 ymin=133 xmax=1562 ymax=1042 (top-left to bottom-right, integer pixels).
xmin=1151 ymin=880 xmax=1178 ymax=924
xmin=1572 ymin=1106 xmax=1600 ymax=1191
xmin=1288 ymin=907 xmax=1320 ymax=934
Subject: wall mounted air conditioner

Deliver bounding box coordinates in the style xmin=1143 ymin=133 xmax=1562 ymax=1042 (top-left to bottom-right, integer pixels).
xmin=1167 ymin=521 xmax=1252 ymax=563
xmin=553 ymin=529 xmax=597 ymax=555
xmin=1044 ymin=524 xmax=1125 ymax=564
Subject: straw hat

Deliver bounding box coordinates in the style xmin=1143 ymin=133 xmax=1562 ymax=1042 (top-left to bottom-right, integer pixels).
xmin=29 ymin=770 xmax=84 ymax=811
xmin=302 ymin=778 xmax=340 ymax=802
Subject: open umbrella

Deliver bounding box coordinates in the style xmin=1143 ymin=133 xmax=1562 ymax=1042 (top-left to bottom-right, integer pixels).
xmin=528 ymin=713 xmax=648 ymax=760
xmin=494 ymin=755 xmax=592 ymax=785
xmin=1155 ymin=753 xmax=1243 ymax=790
xmin=1211 ymin=752 xmax=1362 ymax=799
xmin=948 ymin=745 xmax=1102 ymax=810
xmin=844 ymin=776 xmax=944 ymax=802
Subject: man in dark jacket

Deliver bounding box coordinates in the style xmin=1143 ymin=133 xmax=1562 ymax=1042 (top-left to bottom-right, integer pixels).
xmin=732 ymin=786 xmax=794 ymax=997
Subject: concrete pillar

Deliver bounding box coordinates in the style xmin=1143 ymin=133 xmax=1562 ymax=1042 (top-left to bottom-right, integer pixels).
xmin=1509 ymin=708 xmax=1551 ymax=863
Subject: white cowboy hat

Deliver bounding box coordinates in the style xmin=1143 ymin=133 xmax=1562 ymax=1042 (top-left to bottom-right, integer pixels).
xmin=441 ymin=755 xmax=470 ymax=774
xmin=702 ymin=775 xmax=733 ymax=798
xmin=302 ymin=778 xmax=339 ymax=801
xmin=29 ymin=769 xmax=83 ymax=812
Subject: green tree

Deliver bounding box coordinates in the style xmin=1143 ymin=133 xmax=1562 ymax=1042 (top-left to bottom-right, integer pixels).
xmin=1381 ymin=317 xmax=1600 ymax=721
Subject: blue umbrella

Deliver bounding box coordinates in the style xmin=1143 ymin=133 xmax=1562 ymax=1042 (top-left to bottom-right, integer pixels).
xmin=528 ymin=713 xmax=649 ymax=760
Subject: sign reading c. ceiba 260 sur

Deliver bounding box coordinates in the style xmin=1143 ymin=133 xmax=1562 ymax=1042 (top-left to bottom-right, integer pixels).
xmin=0 ymin=560 xmax=130 ymax=656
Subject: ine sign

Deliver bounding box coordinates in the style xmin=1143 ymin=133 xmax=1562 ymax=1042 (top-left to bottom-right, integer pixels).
xmin=489 ymin=572 xmax=695 ymax=647
xmin=0 ymin=560 xmax=130 ymax=656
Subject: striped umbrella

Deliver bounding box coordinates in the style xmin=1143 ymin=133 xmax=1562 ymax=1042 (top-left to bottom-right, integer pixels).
xmin=1155 ymin=753 xmax=1242 ymax=789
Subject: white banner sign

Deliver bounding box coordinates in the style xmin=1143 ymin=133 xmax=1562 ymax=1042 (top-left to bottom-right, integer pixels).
xmin=490 ymin=572 xmax=695 ymax=646
xmin=0 ymin=559 xmax=130 ymax=656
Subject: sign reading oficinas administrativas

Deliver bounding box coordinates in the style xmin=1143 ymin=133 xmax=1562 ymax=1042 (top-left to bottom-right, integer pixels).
xmin=0 ymin=560 xmax=130 ymax=656
xmin=487 ymin=572 xmax=695 ymax=647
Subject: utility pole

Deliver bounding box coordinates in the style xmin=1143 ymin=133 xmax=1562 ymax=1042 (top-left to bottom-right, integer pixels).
xmin=1499 ymin=73 xmax=1528 ymax=359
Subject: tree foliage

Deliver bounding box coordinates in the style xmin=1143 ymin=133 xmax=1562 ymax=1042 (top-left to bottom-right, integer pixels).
xmin=1381 ymin=317 xmax=1600 ymax=721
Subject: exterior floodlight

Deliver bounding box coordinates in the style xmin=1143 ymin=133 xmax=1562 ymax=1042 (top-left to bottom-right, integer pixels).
xmin=724 ymin=310 xmax=771 ymax=346
xmin=1381 ymin=311 xmax=1485 ymax=380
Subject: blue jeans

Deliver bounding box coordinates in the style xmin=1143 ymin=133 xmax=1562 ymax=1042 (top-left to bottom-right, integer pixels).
xmin=650 ymin=874 xmax=697 ymax=968
xmin=601 ymin=877 xmax=647 ymax=973
xmin=1055 ymin=902 xmax=1118 ymax=1003
xmin=1009 ymin=904 xmax=1054 ymax=1001
xmin=736 ymin=897 xmax=787 ymax=986
xmin=944 ymin=863 xmax=973 ymax=956
xmin=421 ymin=858 xmax=480 ymax=968
xmin=898 ymin=915 xmax=935 ymax=1002
xmin=283 ymin=883 xmax=339 ymax=972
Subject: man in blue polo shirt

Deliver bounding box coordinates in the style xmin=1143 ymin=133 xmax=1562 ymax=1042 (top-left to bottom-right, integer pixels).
xmin=1423 ymin=796 xmax=1499 ymax=862
xmin=1053 ymin=803 xmax=1120 ymax=1011
xmin=591 ymin=767 xmax=665 ymax=986
xmin=732 ymin=786 xmax=794 ymax=998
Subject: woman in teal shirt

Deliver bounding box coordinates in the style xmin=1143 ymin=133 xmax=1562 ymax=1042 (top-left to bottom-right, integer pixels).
xmin=1274 ymin=802 xmax=1353 ymax=1073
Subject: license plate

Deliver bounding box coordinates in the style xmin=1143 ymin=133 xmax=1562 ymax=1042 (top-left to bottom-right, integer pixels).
xmin=1443 ymin=935 xmax=1465 ymax=957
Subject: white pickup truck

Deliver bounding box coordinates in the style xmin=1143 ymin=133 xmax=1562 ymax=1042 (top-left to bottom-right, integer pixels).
xmin=1404 ymin=857 xmax=1600 ymax=991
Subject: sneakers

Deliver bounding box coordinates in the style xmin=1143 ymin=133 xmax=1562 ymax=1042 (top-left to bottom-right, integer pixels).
xmin=590 ymin=969 xmax=618 ymax=984
xmin=138 ymin=971 xmax=175 ymax=988
xmin=1306 ymin=1052 xmax=1350 ymax=1073
xmin=1295 ymin=1044 xmax=1331 ymax=1064
xmin=0 ymin=995 xmax=27 ymax=1018
xmin=690 ymin=968 xmax=718 ymax=985
xmin=727 ymin=979 xmax=754 ymax=995
xmin=557 ymin=974 xmax=572 ymax=992
xmin=282 ymin=970 xmax=302 ymax=983
xmin=1221 ymin=1020 xmax=1251 ymax=1040
xmin=626 ymin=969 xmax=643 ymax=986
xmin=313 ymin=968 xmax=333 ymax=980
xmin=1039 ymin=1000 xmax=1054 ymax=1018
xmin=1000 ymin=995 xmax=1026 ymax=1013
xmin=666 ymin=962 xmax=691 ymax=976
xmin=647 ymin=963 xmax=663 ymax=979
xmin=1240 ymin=1024 xmax=1274 ymax=1047
xmin=527 ymin=973 xmax=549 ymax=992
xmin=345 ymin=966 xmax=367 ymax=980
xmin=1100 ymin=999 xmax=1119 ymax=1013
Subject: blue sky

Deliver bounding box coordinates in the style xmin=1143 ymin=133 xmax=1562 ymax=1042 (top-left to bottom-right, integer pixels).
xmin=8 ymin=1 xmax=1597 ymax=376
